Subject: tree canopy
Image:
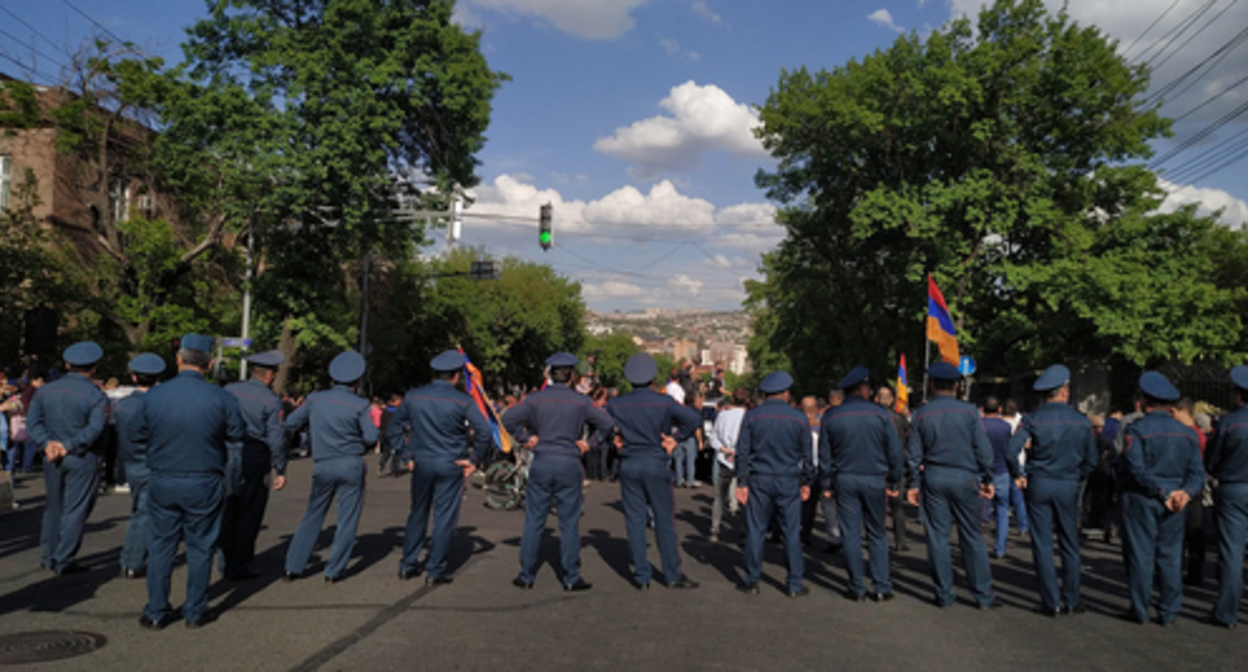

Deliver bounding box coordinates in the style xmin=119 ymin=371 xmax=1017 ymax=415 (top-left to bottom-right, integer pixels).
xmin=749 ymin=0 xmax=1247 ymax=395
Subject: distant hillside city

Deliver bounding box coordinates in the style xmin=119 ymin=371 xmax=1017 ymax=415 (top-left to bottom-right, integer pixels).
xmin=585 ymin=308 xmax=753 ymax=375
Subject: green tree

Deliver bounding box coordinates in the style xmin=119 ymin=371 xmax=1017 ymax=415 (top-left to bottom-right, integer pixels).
xmin=172 ymin=0 xmax=507 ymax=391
xmin=750 ymin=0 xmax=1245 ymax=393
xmin=581 ymin=332 xmax=640 ymax=392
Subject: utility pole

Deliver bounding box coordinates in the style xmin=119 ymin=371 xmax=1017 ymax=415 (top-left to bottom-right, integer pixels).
xmin=240 ymin=217 xmax=255 ymax=380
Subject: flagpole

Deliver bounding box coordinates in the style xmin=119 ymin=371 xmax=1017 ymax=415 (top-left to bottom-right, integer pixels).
xmin=922 ymin=333 xmax=930 ymax=404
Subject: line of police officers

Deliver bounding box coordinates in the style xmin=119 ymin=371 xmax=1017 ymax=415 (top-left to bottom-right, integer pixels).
xmin=25 ymin=334 xmax=1248 ymax=630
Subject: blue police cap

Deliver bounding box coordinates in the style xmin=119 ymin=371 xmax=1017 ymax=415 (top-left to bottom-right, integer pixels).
xmin=246 ymin=350 xmax=286 ymax=369
xmin=1033 ymin=364 xmax=1071 ymax=392
xmin=1232 ymin=365 xmax=1248 ymax=391
xmin=546 ymin=352 xmax=578 ymax=368
xmin=927 ymin=361 xmax=962 ymax=382
xmin=181 ymin=334 xmax=214 ymax=354
xmin=63 ymin=341 xmax=103 ymax=367
xmin=837 ymin=365 xmax=870 ymax=390
xmin=624 ymin=353 xmax=658 ymax=386
xmin=329 ymin=351 xmax=367 ymax=384
xmin=759 ymin=371 xmax=794 ymax=394
xmin=1138 ymin=371 xmax=1180 ymax=402
xmin=431 ymin=349 xmax=464 ymax=372
xmin=128 ymin=353 xmax=167 ymax=376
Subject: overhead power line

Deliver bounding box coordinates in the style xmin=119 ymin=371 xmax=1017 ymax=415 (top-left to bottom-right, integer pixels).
xmin=1145 ymin=0 xmax=1238 ymax=74
xmin=61 ymin=0 xmax=126 ymax=45
xmin=1134 ymin=0 xmax=1218 ymax=66
xmin=0 ymin=27 xmax=69 ymax=70
xmin=0 ymin=5 xmax=72 ymax=60
xmin=1123 ymin=0 xmax=1183 ymax=59
xmin=1146 ymin=21 xmax=1248 ymax=106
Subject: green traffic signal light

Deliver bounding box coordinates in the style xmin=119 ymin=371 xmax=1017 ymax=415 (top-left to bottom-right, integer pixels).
xmin=540 ymin=231 xmax=552 ymax=244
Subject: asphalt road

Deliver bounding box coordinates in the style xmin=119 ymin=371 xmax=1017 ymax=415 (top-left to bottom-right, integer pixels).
xmin=2 ymin=454 xmax=1246 ymax=671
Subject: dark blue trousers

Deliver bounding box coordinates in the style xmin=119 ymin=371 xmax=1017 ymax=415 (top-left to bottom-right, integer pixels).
xmin=921 ymin=468 xmax=994 ymax=607
xmin=1025 ymin=477 xmax=1082 ymax=610
xmin=401 ymin=460 xmax=465 ymax=578
xmin=836 ymin=473 xmax=891 ymax=597
xmin=518 ymin=455 xmax=583 ymax=586
xmin=1214 ymin=483 xmax=1248 ymax=626
xmin=41 ymin=452 xmax=99 ymax=571
xmin=145 ymin=472 xmax=224 ymax=624
xmin=1122 ymin=491 xmax=1186 ymax=623
xmin=285 ymin=457 xmax=365 ymax=580
xmin=619 ymin=458 xmax=683 ymax=585
xmin=119 ymin=462 xmax=150 ymax=571
xmin=219 ymin=453 xmax=272 ymax=576
xmin=743 ymin=474 xmax=804 ymax=592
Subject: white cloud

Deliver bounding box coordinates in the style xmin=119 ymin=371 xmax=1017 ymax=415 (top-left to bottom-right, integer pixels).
xmin=670 ymin=273 xmax=704 ymax=296
xmin=451 ymin=4 xmax=484 ymax=29
xmin=581 ymin=280 xmax=647 ymax=299
xmin=691 ymin=1 xmax=727 ymax=28
xmin=868 ymin=8 xmax=904 ymax=32
xmin=462 ymin=0 xmax=649 ymax=40
xmin=1158 ymin=179 xmax=1248 ymax=229
xmin=594 ymin=81 xmax=768 ymax=178
xmin=657 ymin=34 xmax=700 ymax=61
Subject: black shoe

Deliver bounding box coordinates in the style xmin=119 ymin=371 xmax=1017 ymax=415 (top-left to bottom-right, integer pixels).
xmin=824 ymin=542 xmax=843 ymax=554
xmin=1063 ymin=603 xmax=1087 ymax=615
xmin=978 ymin=598 xmax=1003 ymax=610
xmin=426 ymin=576 xmax=453 ymax=586
xmin=225 ymin=569 xmax=261 ymax=581
xmin=324 ymin=575 xmax=341 ymax=584
xmin=563 ymin=579 xmax=593 ymax=592
xmin=138 ymin=615 xmax=171 ymax=631
xmin=185 ymin=614 xmax=214 ymax=629
xmin=737 ymin=582 xmax=760 ymax=595
xmin=121 ymin=567 xmax=145 ymax=580
xmin=786 ymin=586 xmax=811 ymax=599
xmin=633 ymin=581 xmax=650 ymax=592
xmin=281 ymin=571 xmax=299 ymax=583
xmin=1204 ymin=615 xmax=1236 ymax=629
xmin=512 ymin=577 xmax=534 ymax=590
xmin=870 ymin=591 xmax=895 ymax=603
xmin=1034 ymin=606 xmax=1061 ymax=617
xmin=398 ymin=568 xmax=420 ymax=581
xmin=1157 ymin=617 xmax=1176 ymax=628
xmin=1118 ymin=610 xmax=1147 ymax=625
xmin=55 ymin=562 xmax=86 ymax=576
xmin=667 ymin=576 xmax=700 ymax=589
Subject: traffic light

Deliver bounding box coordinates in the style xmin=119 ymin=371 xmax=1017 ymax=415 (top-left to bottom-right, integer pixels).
xmin=539 ymin=203 xmax=553 ymax=251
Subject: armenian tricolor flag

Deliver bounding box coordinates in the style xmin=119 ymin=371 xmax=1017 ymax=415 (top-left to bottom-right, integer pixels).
xmin=926 ymin=274 xmax=960 ymax=366
xmin=459 ymin=347 xmax=514 ymax=454
xmin=895 ymin=354 xmax=909 ymax=414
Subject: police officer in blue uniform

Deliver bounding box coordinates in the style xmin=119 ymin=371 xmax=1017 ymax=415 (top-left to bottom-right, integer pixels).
xmin=28 ymin=341 xmax=108 ymax=575
xmin=1119 ymin=371 xmax=1206 ymax=625
xmin=606 ymin=353 xmax=703 ymax=590
xmin=819 ymin=366 xmax=903 ymax=602
xmin=503 ymin=353 xmax=615 ymax=591
xmin=114 ymin=353 xmax=166 ymax=579
xmin=220 ymin=350 xmax=288 ymax=580
xmin=390 ymin=350 xmax=494 ymax=586
xmin=906 ymin=362 xmax=999 ymax=609
xmin=131 ymin=334 xmax=245 ymax=629
xmin=1207 ymin=365 xmax=1248 ymax=628
xmin=1006 ymin=364 xmax=1098 ymax=617
xmin=283 ymin=351 xmax=378 ymax=583
xmin=736 ymin=371 xmax=813 ymax=597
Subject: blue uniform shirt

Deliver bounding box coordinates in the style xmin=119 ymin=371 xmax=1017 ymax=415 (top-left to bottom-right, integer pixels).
xmin=736 ymin=398 xmax=814 ymax=486
xmin=982 ymin=416 xmax=1013 ymax=476
xmin=1121 ymin=410 xmax=1205 ymax=501
xmin=906 ymin=395 xmax=994 ymax=486
xmin=113 ymin=390 xmax=147 ymax=465
xmin=285 ymin=385 xmax=378 ymax=461
xmin=225 ymin=378 xmax=287 ymax=475
xmin=1207 ymin=404 xmax=1248 ymax=484
xmin=131 ymin=370 xmax=245 ymax=474
xmin=27 ymin=372 xmax=108 ymax=456
xmin=606 ymin=387 xmax=702 ymax=460
xmin=817 ymin=395 xmax=903 ymax=489
xmin=502 ymin=383 xmax=615 ymax=459
xmin=388 ymin=380 xmax=494 ymax=466
xmin=1005 ymin=402 xmax=1098 ymax=481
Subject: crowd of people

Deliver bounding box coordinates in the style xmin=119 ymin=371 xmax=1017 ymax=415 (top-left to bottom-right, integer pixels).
xmin=6 ymin=337 xmax=1248 ymax=632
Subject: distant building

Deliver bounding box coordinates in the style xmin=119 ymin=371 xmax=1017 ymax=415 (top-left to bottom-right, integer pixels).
xmin=729 ymin=345 xmax=750 ymax=376
xmin=672 ymin=339 xmax=698 ymax=364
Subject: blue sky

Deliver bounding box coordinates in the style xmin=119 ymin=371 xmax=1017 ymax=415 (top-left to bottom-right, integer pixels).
xmin=4 ymin=0 xmax=1247 ymax=312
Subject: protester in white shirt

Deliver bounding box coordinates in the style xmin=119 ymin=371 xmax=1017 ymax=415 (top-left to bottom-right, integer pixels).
xmin=708 ymin=388 xmax=747 ymax=542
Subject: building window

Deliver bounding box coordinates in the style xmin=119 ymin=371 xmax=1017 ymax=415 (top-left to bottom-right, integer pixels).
xmin=109 ymin=177 xmax=129 ymax=224
xmin=0 ymin=155 xmax=12 ymax=210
